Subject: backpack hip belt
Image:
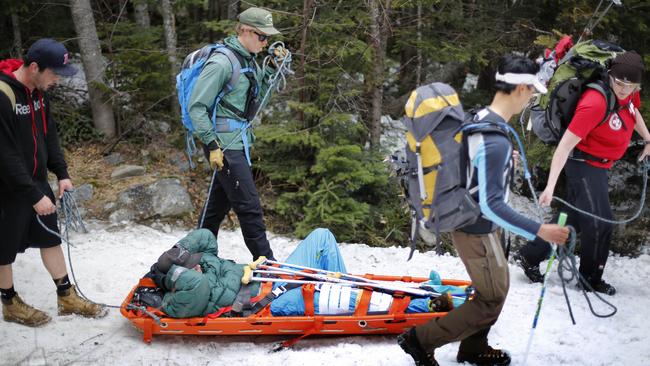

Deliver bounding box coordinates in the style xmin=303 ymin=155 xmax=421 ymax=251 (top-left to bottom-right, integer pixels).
xmin=569 ymin=148 xmax=610 ymax=164
xmin=214 ymin=117 xmax=252 ymax=166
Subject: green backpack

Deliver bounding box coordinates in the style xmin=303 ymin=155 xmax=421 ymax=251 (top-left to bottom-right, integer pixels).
xmin=530 ymin=40 xmax=624 ymax=144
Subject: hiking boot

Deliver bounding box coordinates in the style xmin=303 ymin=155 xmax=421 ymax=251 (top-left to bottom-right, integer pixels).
xmin=397 ymin=328 xmax=439 ymax=366
xmin=457 ymin=346 xmax=511 ymax=365
xmin=513 ymin=253 xmax=543 ymax=283
xmin=577 ymin=278 xmax=616 ymax=296
xmin=2 ymin=295 xmax=51 ymax=327
xmin=58 ymin=285 xmax=108 ymax=317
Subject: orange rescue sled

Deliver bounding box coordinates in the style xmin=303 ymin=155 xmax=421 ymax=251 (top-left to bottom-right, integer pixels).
xmin=121 ymin=274 xmax=471 ymax=346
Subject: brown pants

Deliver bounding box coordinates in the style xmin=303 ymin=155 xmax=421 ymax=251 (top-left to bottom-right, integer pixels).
xmin=415 ymin=230 xmax=510 ymax=353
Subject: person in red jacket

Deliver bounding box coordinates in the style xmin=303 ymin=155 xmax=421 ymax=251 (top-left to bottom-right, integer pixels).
xmin=516 ymin=51 xmax=650 ymax=295
xmin=0 ymin=39 xmax=106 ymax=327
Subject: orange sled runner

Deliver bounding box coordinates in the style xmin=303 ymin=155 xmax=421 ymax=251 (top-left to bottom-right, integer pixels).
xmin=120 ymin=274 xmax=471 ymax=348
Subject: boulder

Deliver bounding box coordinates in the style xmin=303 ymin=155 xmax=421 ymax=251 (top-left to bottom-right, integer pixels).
xmin=104 ymin=153 xmax=124 ymax=166
xmin=72 ymin=184 xmax=94 ymax=202
xmin=111 ymin=165 xmax=146 ymax=180
xmin=106 ymin=178 xmax=193 ymax=223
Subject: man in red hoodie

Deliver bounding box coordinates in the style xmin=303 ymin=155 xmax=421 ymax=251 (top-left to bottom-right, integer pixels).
xmin=0 ymin=39 xmax=106 ymax=327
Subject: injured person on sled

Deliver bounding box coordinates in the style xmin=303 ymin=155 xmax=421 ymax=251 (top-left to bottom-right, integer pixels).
xmin=140 ymin=228 xmax=468 ymax=319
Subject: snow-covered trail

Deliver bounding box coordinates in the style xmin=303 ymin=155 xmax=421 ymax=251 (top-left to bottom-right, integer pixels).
xmin=3 ymin=222 xmax=649 ymax=365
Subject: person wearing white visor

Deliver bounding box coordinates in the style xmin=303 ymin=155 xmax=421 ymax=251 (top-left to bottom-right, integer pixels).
xmin=494 ymin=72 xmax=548 ymax=94
xmin=396 ymin=54 xmax=568 ymax=366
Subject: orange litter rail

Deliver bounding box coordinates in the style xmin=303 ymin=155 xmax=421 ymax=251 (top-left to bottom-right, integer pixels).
xmin=120 ymin=275 xmax=471 ymax=345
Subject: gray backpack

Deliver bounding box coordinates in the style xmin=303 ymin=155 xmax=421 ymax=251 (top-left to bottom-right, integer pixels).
xmin=401 ymin=83 xmax=480 ymax=259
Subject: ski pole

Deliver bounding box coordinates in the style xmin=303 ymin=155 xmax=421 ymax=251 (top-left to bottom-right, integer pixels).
xmin=522 ymin=212 xmax=567 ymax=366
xmin=265 ymin=259 xmax=469 ymax=296
xmin=266 ymin=259 xmax=430 ymax=289
xmin=254 ymin=265 xmax=465 ymax=300
xmin=256 ymin=266 xmax=438 ymax=297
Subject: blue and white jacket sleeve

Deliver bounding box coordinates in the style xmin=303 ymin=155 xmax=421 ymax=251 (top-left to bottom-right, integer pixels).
xmin=472 ymin=133 xmax=541 ymax=240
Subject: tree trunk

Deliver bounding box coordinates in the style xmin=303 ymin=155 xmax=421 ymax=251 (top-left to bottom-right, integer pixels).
xmin=297 ymin=0 xmax=316 ymax=128
xmin=208 ymin=0 xmax=216 ymax=42
xmin=367 ymin=0 xmax=391 ymax=148
xmin=70 ymin=0 xmax=116 ymax=138
xmin=10 ymin=9 xmax=23 ymax=59
xmin=133 ymin=0 xmax=150 ymax=28
xmin=226 ymin=0 xmax=239 ymax=20
xmin=160 ymin=0 xmax=180 ymax=118
xmin=415 ymin=1 xmax=422 ymax=86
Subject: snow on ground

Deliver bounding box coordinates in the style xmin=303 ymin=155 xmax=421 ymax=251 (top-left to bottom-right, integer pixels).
xmin=3 ymin=222 xmax=650 ymax=366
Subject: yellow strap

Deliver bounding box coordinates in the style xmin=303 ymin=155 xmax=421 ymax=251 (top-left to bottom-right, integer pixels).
xmin=0 ymin=80 xmax=16 ymax=111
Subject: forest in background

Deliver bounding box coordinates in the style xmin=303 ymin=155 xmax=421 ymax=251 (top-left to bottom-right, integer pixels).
xmin=1 ymin=0 xmax=649 ymax=250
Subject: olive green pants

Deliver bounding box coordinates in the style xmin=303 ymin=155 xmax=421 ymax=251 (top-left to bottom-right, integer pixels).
xmin=415 ymin=230 xmax=509 ymax=353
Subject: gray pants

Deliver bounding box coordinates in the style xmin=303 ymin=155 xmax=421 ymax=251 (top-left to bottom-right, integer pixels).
xmin=415 ymin=230 xmax=509 ymax=353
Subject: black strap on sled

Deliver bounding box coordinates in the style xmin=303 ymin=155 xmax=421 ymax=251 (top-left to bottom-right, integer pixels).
xmin=231 ymin=283 xmax=301 ymax=317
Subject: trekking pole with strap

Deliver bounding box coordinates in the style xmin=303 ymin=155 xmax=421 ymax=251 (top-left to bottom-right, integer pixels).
xmin=577 ymin=0 xmax=623 ymax=44
xmin=522 ymin=212 xmax=568 ymax=366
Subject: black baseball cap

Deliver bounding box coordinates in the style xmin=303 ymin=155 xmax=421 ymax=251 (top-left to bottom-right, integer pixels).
xmin=26 ymin=38 xmax=78 ymax=77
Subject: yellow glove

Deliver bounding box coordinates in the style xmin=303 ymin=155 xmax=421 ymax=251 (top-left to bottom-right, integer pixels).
xmin=273 ymin=46 xmax=289 ymax=61
xmin=271 ymin=47 xmax=289 ymax=68
xmin=209 ymin=148 xmax=224 ymax=170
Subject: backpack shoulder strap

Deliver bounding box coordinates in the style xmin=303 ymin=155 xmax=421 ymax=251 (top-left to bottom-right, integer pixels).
xmin=462 ymin=109 xmax=510 ymax=139
xmin=587 ymin=80 xmax=617 ymax=126
xmin=213 ymin=45 xmax=245 ymax=93
xmin=0 ymin=80 xmax=16 ymax=112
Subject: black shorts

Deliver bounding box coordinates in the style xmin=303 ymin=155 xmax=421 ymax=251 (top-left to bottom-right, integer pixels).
xmin=0 ymin=181 xmax=61 ymax=265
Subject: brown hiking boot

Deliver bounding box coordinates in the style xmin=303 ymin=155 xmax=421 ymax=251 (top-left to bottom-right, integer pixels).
xmin=2 ymin=295 xmax=51 ymax=327
xmin=57 ymin=285 xmax=108 ymax=318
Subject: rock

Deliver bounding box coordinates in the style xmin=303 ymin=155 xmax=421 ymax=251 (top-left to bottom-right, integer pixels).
xmin=49 ymin=180 xmax=58 ymax=196
xmin=104 ymin=153 xmax=123 ymax=166
xmin=150 ymin=179 xmax=194 ymax=217
xmin=103 ymin=202 xmax=116 ymax=212
xmin=169 ymin=152 xmax=190 ymax=173
xmin=105 ymin=178 xmax=193 ymax=221
xmin=380 ymin=114 xmax=406 ymax=155
xmin=111 ymin=165 xmax=146 ymax=180
xmin=72 ymin=184 xmax=93 ymax=202
xmin=158 ymin=121 xmax=171 ymax=134
xmin=609 ymin=161 xmax=637 ymax=196
xmin=109 ymin=208 xmax=135 ymax=223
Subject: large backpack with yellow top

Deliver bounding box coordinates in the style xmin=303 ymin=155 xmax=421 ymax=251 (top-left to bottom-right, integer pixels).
xmin=401 ymin=83 xmax=507 ymax=259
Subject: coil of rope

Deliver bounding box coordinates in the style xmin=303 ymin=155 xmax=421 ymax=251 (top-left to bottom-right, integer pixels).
xmin=36 ymin=190 xmax=163 ymax=325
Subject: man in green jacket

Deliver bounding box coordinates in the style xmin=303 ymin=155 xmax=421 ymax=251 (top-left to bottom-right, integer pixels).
xmin=188 ymin=7 xmax=286 ymax=261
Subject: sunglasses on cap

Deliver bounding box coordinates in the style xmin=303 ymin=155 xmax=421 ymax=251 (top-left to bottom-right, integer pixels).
xmin=610 ymin=75 xmax=640 ymax=90
xmin=251 ymin=30 xmax=270 ymax=42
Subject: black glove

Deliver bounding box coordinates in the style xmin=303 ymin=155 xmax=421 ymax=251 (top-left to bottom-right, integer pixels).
xmin=149 ymin=264 xmax=168 ymax=291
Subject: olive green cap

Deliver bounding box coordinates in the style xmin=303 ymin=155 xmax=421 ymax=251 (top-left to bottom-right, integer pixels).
xmin=238 ymin=7 xmax=280 ymax=35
